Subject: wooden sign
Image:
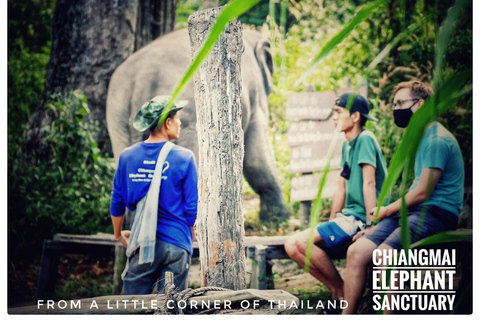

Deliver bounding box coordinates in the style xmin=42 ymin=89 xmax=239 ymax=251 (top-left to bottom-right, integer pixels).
xmin=287 ymin=87 xmax=368 ymax=201
xmin=290 ymin=170 xmax=341 ymax=202
xmin=288 ymin=119 xmax=339 ymax=147
xmin=286 ymin=91 xmax=336 ymax=120
xmin=289 ymin=138 xmax=344 ymax=174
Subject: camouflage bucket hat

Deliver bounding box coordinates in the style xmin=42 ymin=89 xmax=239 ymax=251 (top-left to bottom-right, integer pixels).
xmin=133 ymin=95 xmax=188 ymax=132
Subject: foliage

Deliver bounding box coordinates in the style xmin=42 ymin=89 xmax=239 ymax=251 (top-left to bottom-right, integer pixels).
xmin=219 ymin=0 xmax=296 ymax=29
xmin=8 ymin=45 xmax=50 ymax=138
xmin=175 ymin=0 xmax=203 ymax=29
xmin=8 ymin=92 xmax=115 ymax=259
xmin=8 ymin=0 xmax=56 ymax=53
xmin=8 ymin=0 xmax=56 ymax=139
xmin=294 ymin=0 xmax=389 ymax=88
xmin=265 ymin=0 xmax=471 ymax=223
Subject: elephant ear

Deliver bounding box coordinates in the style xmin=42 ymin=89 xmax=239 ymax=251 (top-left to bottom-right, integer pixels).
xmin=254 ymin=39 xmax=274 ymax=96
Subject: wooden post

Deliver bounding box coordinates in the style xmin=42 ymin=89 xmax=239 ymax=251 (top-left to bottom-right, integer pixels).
xmin=113 ymin=245 xmax=126 ymax=294
xmin=250 ymin=245 xmax=267 ymax=290
xmin=37 ymin=240 xmax=61 ymax=300
xmin=188 ymin=7 xmax=246 ymax=290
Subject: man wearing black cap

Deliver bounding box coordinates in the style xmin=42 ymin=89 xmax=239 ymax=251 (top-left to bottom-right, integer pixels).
xmin=342 ymin=81 xmax=464 ymax=314
xmin=110 ymin=95 xmax=198 ymax=294
xmin=284 ymin=92 xmax=387 ymax=307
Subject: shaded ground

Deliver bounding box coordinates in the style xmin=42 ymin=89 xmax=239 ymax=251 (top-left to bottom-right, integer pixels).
xmin=8 ymin=252 xmax=339 ymax=314
xmin=8 ymin=194 xmax=335 ymax=313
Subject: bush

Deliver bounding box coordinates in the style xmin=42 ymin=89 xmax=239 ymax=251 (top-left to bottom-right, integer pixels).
xmin=8 ymin=91 xmax=115 ymax=259
xmin=8 ymin=46 xmax=50 ymax=139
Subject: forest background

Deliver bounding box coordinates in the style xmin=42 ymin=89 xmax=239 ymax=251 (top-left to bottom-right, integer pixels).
xmin=7 ymin=0 xmax=472 ymax=309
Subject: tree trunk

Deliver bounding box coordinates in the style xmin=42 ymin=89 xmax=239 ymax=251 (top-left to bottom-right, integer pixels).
xmin=25 ymin=0 xmax=176 ymax=156
xmin=135 ymin=0 xmax=177 ymax=51
xmin=188 ymin=7 xmax=246 ymax=290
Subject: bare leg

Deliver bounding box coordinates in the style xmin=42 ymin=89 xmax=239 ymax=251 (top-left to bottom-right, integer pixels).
xmin=377 ymin=244 xmax=396 ymax=315
xmin=343 ymin=237 xmax=378 ymax=314
xmin=284 ymin=228 xmax=344 ymax=299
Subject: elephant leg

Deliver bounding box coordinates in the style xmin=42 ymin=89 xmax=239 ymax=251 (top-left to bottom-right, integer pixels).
xmin=243 ymin=116 xmax=289 ymax=223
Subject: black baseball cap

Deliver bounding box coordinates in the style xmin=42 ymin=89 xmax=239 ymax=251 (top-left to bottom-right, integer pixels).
xmin=335 ymin=92 xmax=378 ymax=122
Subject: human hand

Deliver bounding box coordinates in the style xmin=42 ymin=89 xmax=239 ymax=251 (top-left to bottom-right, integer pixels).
xmin=122 ymin=230 xmax=131 ymax=240
xmin=117 ymin=230 xmax=131 ymax=248
xmin=370 ymin=206 xmax=388 ymax=222
xmin=352 ymin=226 xmax=372 ymax=242
xmin=352 ymin=232 xmax=363 ymax=242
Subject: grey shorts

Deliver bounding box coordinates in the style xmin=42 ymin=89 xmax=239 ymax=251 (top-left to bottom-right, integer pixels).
xmin=123 ymin=238 xmax=191 ymax=295
xmin=364 ymin=205 xmax=458 ymax=249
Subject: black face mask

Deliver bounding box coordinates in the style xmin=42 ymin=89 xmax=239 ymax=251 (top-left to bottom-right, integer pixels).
xmin=393 ymin=107 xmax=414 ymax=128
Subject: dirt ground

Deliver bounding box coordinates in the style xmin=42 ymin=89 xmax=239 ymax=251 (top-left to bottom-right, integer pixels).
xmin=8 ymin=248 xmax=340 ymax=314
xmin=187 ymin=255 xmax=342 ymax=295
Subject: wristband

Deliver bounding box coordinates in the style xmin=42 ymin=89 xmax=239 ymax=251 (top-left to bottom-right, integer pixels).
xmin=366 ymin=220 xmax=372 ymax=227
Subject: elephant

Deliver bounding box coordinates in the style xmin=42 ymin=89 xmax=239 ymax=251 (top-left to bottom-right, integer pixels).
xmin=106 ymin=28 xmax=288 ymax=223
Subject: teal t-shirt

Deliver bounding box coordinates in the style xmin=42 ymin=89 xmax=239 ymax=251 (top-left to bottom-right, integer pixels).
xmin=409 ymin=123 xmax=464 ymax=216
xmin=340 ymin=130 xmax=388 ymax=221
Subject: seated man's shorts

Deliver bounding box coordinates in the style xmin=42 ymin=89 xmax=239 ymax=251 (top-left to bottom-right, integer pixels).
xmin=364 ymin=204 xmax=458 ymax=250
xmin=316 ymin=213 xmax=365 ymax=259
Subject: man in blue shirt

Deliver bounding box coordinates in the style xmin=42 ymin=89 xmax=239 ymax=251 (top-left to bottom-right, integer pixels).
xmin=110 ymin=95 xmax=198 ymax=294
xmin=342 ymin=80 xmax=464 ymax=314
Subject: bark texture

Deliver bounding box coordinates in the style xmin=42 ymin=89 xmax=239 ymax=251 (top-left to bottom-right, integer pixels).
xmin=135 ymin=0 xmax=177 ymax=50
xmin=26 ymin=0 xmax=177 ymax=155
xmin=188 ymin=7 xmax=246 ymax=290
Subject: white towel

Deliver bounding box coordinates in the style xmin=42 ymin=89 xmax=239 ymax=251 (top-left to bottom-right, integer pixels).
xmin=125 ymin=141 xmax=174 ymax=264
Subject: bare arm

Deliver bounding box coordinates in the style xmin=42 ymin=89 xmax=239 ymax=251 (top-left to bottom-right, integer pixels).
xmin=191 ymin=226 xmax=196 ymax=242
xmin=111 ymin=215 xmax=130 ymax=248
xmin=330 ymin=174 xmax=346 ymax=220
xmin=362 ymin=164 xmax=377 ymax=226
xmin=375 ymin=167 xmax=442 ymax=220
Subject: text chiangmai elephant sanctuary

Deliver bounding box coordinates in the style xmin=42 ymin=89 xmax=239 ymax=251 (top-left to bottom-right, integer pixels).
xmin=106 ymin=28 xmax=288 ymax=223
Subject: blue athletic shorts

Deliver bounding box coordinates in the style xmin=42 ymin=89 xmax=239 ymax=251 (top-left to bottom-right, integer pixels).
xmin=364 ymin=204 xmax=458 ymax=249
xmin=316 ymin=213 xmax=365 ymax=259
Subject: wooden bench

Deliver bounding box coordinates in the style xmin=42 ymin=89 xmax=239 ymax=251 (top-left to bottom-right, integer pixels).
xmin=37 ymin=233 xmax=290 ymax=300
xmin=38 ymin=229 xmax=472 ymax=305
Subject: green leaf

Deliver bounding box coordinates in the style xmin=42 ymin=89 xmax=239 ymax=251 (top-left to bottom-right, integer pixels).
xmin=432 ymin=0 xmax=469 ymax=93
xmin=399 ymin=194 xmax=410 ymax=250
xmin=410 ymin=229 xmax=472 ymax=248
xmin=293 ymin=0 xmax=388 ymax=88
xmin=159 ymin=0 xmax=262 ymax=127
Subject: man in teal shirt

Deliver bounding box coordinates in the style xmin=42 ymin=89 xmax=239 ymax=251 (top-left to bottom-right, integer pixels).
xmin=285 ymin=93 xmax=387 ymax=304
xmin=342 ymin=80 xmax=464 ymax=314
